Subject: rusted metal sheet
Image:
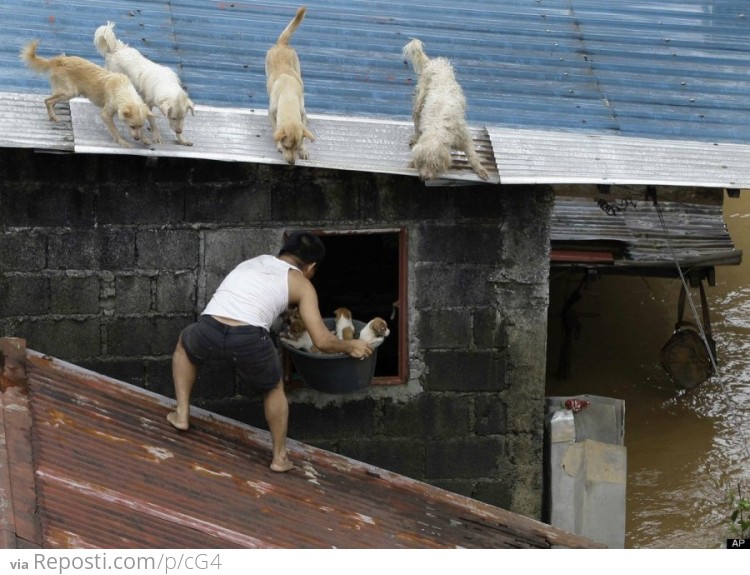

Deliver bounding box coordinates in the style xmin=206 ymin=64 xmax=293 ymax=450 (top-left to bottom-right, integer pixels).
xmin=0 ymin=339 xmax=601 ymax=549
xmin=0 ymin=339 xmax=43 ymax=548
xmin=551 ymin=196 xmax=741 ymax=267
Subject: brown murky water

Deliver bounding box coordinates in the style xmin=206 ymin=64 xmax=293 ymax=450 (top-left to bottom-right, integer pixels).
xmin=546 ymin=193 xmax=750 ymax=549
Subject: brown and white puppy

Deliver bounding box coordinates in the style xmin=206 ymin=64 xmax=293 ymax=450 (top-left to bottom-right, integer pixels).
xmin=402 ymin=38 xmax=488 ymax=181
xmin=358 ymin=317 xmax=390 ymax=349
xmin=334 ymin=307 xmax=355 ymax=340
xmin=21 ymin=40 xmax=152 ymax=148
xmin=94 ymin=21 xmax=195 ymax=146
xmin=265 ymin=6 xmax=315 ymax=164
xmin=280 ymin=308 xmax=319 ymax=353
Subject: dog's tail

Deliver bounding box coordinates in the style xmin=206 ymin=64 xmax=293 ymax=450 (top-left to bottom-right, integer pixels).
xmin=402 ymin=38 xmax=429 ymax=74
xmin=275 ymin=5 xmax=306 ymax=46
xmin=20 ymin=40 xmax=51 ymax=73
xmin=94 ymin=21 xmax=126 ymax=57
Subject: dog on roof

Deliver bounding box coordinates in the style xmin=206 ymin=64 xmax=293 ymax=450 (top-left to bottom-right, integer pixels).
xmin=402 ymin=38 xmax=488 ymax=181
xmin=265 ymin=6 xmax=315 ymax=165
xmin=21 ymin=40 xmax=152 ymax=148
xmin=94 ymin=21 xmax=195 ymax=146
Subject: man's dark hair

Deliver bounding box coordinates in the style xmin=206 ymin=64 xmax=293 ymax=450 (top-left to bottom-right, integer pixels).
xmin=279 ymin=231 xmax=326 ymax=265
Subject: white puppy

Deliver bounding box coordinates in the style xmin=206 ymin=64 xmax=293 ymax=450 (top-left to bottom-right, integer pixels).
xmin=94 ymin=21 xmax=195 ymax=146
xmin=402 ymin=39 xmax=489 ymax=181
xmin=334 ymin=307 xmax=355 ymax=340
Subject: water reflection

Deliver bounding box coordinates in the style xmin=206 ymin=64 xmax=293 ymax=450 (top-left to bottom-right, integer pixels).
xmin=546 ymin=194 xmax=750 ymax=548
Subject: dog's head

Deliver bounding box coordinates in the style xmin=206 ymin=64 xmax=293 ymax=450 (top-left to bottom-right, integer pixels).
xmin=402 ymin=38 xmax=428 ymax=74
xmin=334 ymin=307 xmax=352 ymax=322
xmin=411 ymin=140 xmax=451 ymax=181
xmin=159 ymin=95 xmax=195 ymax=136
xmin=274 ymin=124 xmax=315 ymax=165
xmin=369 ymin=318 xmax=390 ymax=338
xmin=119 ymin=102 xmax=153 ymax=142
xmin=280 ymin=307 xmax=307 ymax=338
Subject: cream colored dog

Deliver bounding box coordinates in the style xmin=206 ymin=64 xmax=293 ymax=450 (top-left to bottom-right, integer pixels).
xmin=94 ymin=21 xmax=195 ymax=146
xmin=402 ymin=39 xmax=488 ymax=181
xmin=265 ymin=6 xmax=315 ymax=164
xmin=21 ymin=40 xmax=152 ymax=148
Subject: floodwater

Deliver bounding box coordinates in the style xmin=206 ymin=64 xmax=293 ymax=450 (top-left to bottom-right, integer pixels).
xmin=545 ymin=193 xmax=750 ymax=549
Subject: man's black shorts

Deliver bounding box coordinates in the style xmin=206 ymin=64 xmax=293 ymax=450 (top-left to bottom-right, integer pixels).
xmin=179 ymin=315 xmax=281 ymax=392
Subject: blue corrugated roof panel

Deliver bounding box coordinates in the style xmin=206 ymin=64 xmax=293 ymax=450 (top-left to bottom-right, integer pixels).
xmin=2 ymin=0 xmax=750 ymax=144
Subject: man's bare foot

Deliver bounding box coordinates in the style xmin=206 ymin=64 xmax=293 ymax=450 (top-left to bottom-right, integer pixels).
xmin=166 ymin=411 xmax=189 ymax=431
xmin=270 ymin=457 xmax=294 ymax=473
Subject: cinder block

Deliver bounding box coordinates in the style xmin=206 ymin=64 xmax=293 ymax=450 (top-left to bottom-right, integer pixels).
xmin=416 ymin=309 xmax=471 ymax=349
xmin=18 ymin=318 xmax=101 ymax=360
xmin=115 ymin=275 xmax=152 ymax=314
xmin=184 ymin=183 xmax=272 ymax=223
xmin=51 ymin=275 xmax=100 ymax=314
xmin=48 ymin=229 xmax=136 ymax=270
xmin=473 ymin=308 xmax=509 ymax=349
xmin=0 ymin=276 xmax=49 ymax=316
xmin=0 ymin=232 xmax=46 ymax=271
xmin=96 ymin=184 xmax=183 ymax=225
xmin=203 ymin=229 xmax=283 ymax=273
xmin=426 ymin=437 xmax=504 ymax=479
xmin=414 ymin=223 xmax=503 ymax=265
xmin=136 ymin=230 xmax=199 ymax=270
xmin=474 ymin=395 xmax=508 ymax=435
xmin=413 ymin=264 xmax=489 ymax=308
xmin=424 ymin=350 xmax=505 ymax=392
xmin=337 ymin=438 xmax=425 ymax=479
xmin=156 ymin=272 xmax=197 ymax=313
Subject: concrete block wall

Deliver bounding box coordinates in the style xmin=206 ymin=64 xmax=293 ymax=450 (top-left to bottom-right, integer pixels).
xmin=0 ymin=149 xmax=553 ymax=518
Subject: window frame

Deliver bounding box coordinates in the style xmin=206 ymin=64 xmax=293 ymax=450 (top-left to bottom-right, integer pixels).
xmin=282 ymin=227 xmax=408 ymax=387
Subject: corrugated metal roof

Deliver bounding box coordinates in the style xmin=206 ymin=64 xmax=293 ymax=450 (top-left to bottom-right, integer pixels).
xmin=551 ymin=196 xmax=741 ymax=267
xmin=0 ymin=337 xmax=601 ymax=549
xmin=2 ymin=1 xmax=750 ymax=186
xmin=65 ymin=96 xmax=498 ymax=182
xmin=489 ymin=127 xmax=749 ymax=187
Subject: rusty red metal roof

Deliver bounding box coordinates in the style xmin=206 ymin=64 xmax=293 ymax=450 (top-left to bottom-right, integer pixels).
xmin=0 ymin=337 xmax=600 ymax=549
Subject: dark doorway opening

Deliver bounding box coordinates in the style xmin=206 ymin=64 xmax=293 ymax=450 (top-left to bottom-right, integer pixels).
xmin=311 ymin=231 xmax=404 ymax=381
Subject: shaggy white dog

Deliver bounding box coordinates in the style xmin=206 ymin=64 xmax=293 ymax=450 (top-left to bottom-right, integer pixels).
xmin=94 ymin=21 xmax=195 ymax=146
xmin=402 ymin=39 xmax=488 ymax=181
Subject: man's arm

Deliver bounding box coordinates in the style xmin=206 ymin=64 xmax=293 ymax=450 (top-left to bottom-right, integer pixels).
xmin=289 ymin=270 xmax=373 ymax=358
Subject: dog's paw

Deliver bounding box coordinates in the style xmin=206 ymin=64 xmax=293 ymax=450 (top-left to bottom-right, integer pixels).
xmin=298 ymin=147 xmax=309 ymax=160
xmin=475 ymin=167 xmax=489 ymax=180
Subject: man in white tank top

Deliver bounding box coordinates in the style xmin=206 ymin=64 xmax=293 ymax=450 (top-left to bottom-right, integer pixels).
xmin=167 ymin=232 xmax=372 ymax=472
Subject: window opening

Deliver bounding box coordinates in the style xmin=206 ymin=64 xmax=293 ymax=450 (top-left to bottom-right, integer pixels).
xmin=283 ymin=229 xmax=407 ymax=386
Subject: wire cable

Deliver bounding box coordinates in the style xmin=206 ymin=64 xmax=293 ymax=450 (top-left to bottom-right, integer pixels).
xmin=651 ymin=191 xmax=750 ymax=460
